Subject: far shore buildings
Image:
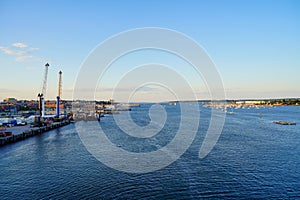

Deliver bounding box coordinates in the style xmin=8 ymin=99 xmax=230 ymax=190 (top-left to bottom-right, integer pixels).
xmin=1 ymin=98 xmax=38 ymax=115
xmin=1 ymin=97 xmax=299 ymax=116
xmin=235 ymin=100 xmax=266 ymax=105
xmin=0 ymin=98 xmax=69 ymax=116
xmin=3 ymin=98 xmax=17 ymax=104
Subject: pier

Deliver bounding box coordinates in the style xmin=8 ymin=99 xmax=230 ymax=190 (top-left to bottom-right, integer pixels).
xmin=0 ymin=120 xmax=71 ymax=146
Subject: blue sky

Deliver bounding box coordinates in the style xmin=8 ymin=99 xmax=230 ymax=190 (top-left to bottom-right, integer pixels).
xmin=0 ymin=0 xmax=299 ymax=101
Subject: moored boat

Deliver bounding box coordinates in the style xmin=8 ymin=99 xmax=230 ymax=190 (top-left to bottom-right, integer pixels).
xmin=273 ymin=121 xmax=296 ymax=125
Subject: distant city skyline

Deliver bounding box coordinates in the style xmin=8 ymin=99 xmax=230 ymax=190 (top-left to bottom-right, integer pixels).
xmin=0 ymin=0 xmax=299 ymax=102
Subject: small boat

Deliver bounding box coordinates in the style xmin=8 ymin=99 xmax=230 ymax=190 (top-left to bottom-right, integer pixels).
xmin=273 ymin=121 xmax=296 ymax=125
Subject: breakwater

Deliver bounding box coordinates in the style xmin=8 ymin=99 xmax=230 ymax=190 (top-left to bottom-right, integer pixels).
xmin=0 ymin=120 xmax=71 ymax=146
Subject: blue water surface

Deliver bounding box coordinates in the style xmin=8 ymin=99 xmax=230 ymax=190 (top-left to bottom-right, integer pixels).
xmin=0 ymin=104 xmax=299 ymax=199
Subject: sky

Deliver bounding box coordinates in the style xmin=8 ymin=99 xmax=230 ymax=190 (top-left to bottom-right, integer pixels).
xmin=0 ymin=0 xmax=299 ymax=102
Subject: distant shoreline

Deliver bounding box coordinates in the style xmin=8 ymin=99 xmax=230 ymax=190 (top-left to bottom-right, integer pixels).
xmin=1 ymin=98 xmax=300 ymax=105
xmin=168 ymin=98 xmax=300 ymax=106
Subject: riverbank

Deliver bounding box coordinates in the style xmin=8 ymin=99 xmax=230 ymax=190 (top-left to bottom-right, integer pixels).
xmin=0 ymin=120 xmax=71 ymax=146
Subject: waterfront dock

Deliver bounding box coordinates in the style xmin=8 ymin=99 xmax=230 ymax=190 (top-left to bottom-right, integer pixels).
xmin=0 ymin=120 xmax=71 ymax=146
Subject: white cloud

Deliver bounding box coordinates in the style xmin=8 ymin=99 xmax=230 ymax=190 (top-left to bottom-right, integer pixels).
xmin=12 ymin=42 xmax=28 ymax=48
xmin=0 ymin=46 xmax=27 ymax=55
xmin=0 ymin=42 xmax=48 ymax=63
xmin=16 ymin=55 xmax=34 ymax=62
xmin=15 ymin=55 xmax=50 ymax=63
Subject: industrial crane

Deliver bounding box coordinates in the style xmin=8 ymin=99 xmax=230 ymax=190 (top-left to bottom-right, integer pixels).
xmin=38 ymin=63 xmax=49 ymax=120
xmin=56 ymin=71 xmax=62 ymax=117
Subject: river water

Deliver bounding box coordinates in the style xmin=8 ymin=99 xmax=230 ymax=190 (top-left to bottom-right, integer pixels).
xmin=1 ymin=104 xmax=299 ymax=199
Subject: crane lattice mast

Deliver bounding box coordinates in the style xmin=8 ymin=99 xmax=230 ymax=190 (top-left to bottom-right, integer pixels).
xmin=38 ymin=63 xmax=50 ymax=119
xmin=41 ymin=63 xmax=50 ymax=98
xmin=58 ymin=71 xmax=62 ymax=98
xmin=56 ymin=71 xmax=62 ymax=117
